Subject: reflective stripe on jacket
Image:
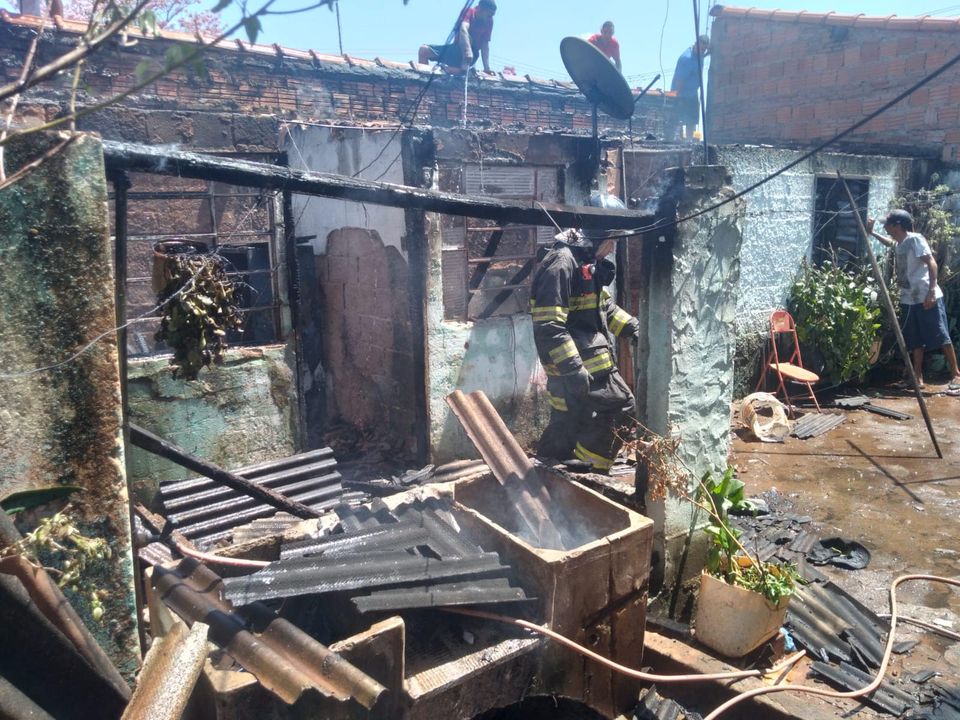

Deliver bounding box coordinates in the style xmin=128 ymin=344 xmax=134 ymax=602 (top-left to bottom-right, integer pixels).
xmin=530 ymin=245 xmax=634 ymax=379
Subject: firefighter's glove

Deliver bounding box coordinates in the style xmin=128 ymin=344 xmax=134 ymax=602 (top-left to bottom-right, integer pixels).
xmin=566 ymin=367 xmax=592 ymax=399
xmin=625 ymin=318 xmax=640 ymax=339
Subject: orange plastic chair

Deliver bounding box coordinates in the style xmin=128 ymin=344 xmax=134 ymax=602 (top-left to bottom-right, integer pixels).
xmin=754 ymin=310 xmax=821 ymax=412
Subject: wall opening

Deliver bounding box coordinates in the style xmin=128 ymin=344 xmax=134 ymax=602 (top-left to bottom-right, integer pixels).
xmin=441 ymin=165 xmax=561 ymax=321
xmin=813 ymin=176 xmax=869 ymax=269
xmin=110 ymin=154 xmax=287 ymax=356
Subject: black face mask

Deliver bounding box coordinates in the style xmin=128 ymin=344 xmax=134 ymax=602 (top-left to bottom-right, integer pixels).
xmin=593 ymin=257 xmax=616 ymax=287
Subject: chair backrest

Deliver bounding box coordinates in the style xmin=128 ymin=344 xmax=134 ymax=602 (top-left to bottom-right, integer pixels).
xmin=768 ymin=309 xmax=803 ymax=366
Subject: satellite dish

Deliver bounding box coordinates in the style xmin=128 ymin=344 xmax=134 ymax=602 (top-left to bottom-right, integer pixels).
xmin=560 ymin=36 xmax=635 ymax=123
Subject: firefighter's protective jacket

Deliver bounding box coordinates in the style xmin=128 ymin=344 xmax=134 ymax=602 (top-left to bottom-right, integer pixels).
xmin=530 ymin=244 xmax=637 ymax=380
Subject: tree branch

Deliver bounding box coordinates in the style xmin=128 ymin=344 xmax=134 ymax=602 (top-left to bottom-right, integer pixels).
xmin=0 ymin=0 xmax=153 ymax=104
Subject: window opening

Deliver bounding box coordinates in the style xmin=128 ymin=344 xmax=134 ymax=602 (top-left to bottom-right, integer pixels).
xmin=111 ymin=155 xmax=285 ymax=356
xmin=441 ymin=165 xmax=560 ymax=321
xmin=813 ymin=177 xmax=869 ymax=269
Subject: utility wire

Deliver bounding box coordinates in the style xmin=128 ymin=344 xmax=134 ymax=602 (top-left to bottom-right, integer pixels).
xmin=606 ymin=43 xmax=960 ymax=240
xmin=334 ymin=0 xmax=343 ymax=55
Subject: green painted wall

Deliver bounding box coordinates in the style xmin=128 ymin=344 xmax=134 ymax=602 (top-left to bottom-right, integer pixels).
xmin=126 ymin=344 xmax=298 ymax=505
xmin=0 ymin=132 xmax=139 ymax=676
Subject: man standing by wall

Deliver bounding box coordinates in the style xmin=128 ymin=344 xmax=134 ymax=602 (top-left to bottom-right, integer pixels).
xmin=419 ymin=0 xmax=496 ymax=75
xmin=530 ymin=200 xmax=639 ymax=473
xmin=670 ymin=34 xmax=709 ymax=139
xmin=588 ymin=21 xmax=622 ymax=73
xmin=868 ymin=210 xmax=960 ymax=389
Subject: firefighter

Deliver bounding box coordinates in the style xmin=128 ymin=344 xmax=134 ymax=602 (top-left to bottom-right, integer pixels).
xmin=530 ymin=195 xmax=639 ymax=473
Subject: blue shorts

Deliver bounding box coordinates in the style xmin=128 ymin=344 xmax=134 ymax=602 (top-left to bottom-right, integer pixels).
xmin=900 ymin=298 xmax=951 ymax=351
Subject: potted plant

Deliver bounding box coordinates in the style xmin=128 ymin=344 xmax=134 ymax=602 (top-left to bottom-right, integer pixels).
xmin=691 ymin=468 xmax=800 ymax=657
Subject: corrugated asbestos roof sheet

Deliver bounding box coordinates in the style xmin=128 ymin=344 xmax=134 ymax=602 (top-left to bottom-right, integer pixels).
xmin=711 ymin=5 xmax=960 ymax=31
xmin=222 ymin=497 xmax=529 ymax=612
xmin=158 ymin=449 xmax=342 ymax=548
xmin=152 ymin=558 xmax=386 ymax=709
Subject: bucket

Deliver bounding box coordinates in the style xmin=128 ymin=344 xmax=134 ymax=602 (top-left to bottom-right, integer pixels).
xmin=152 ymin=240 xmax=209 ymax=296
xmin=693 ymin=570 xmax=790 ymax=657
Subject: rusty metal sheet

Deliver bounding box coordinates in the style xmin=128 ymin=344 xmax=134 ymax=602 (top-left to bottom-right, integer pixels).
xmin=120 ymin=621 xmax=209 ymax=720
xmin=152 ymin=559 xmax=385 ymax=709
xmin=445 ymin=390 xmax=562 ymax=548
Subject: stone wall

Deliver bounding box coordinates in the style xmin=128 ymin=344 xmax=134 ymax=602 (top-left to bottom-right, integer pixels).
xmin=636 ymin=166 xmax=744 ymax=593
xmin=0 ymin=132 xmax=139 ymax=675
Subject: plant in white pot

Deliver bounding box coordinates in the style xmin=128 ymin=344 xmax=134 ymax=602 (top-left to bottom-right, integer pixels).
xmin=691 ymin=468 xmax=801 ymax=658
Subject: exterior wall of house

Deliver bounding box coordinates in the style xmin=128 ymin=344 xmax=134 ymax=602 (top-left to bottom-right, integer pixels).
xmin=636 ymin=166 xmax=744 ymax=592
xmin=707 ymin=8 xmax=960 ymax=162
xmin=0 ymin=14 xmax=675 ymax=141
xmin=0 ymin=132 xmax=139 ymax=676
xmin=712 ymin=146 xmax=909 ymax=394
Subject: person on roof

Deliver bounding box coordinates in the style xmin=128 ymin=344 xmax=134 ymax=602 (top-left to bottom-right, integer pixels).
xmin=588 ymin=21 xmax=622 ymax=73
xmin=670 ymin=34 xmax=710 ymax=138
xmin=418 ymin=0 xmax=497 ymax=76
xmin=868 ymin=210 xmax=960 ymax=390
xmin=530 ymin=193 xmax=639 ymax=474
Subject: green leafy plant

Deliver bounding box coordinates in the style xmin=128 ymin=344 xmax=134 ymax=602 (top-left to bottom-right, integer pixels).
xmin=789 ymin=260 xmax=882 ymax=384
xmin=0 ymin=508 xmax=111 ymax=621
xmin=698 ymin=468 xmax=800 ymax=606
xmin=155 ymin=252 xmax=244 ymax=380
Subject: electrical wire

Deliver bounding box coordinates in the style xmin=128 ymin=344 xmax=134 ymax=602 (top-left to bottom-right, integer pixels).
xmin=351 ymin=0 xmax=475 ymax=182
xmin=172 ymin=537 xmax=270 ymax=568
xmin=606 ymin=42 xmax=960 ymax=241
xmin=444 ymin=607 xmax=806 ymax=683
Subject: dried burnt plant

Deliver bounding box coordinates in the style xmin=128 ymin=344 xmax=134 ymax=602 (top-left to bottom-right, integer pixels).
xmin=615 ymin=419 xmax=690 ymax=501
xmin=155 ymin=253 xmax=244 ymax=380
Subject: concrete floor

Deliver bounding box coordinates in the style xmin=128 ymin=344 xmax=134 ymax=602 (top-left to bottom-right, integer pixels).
xmin=730 ymin=382 xmax=960 ymax=718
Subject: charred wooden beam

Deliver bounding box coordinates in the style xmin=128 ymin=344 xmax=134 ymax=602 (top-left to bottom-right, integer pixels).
xmin=101 ymin=141 xmax=662 ymax=230
xmin=129 ymin=424 xmax=320 ymax=520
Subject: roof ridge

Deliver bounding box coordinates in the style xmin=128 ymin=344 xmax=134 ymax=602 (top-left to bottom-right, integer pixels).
xmin=711 ymin=4 xmax=960 ymax=30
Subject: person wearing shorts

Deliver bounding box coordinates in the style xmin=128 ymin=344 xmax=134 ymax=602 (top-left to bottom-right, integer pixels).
xmin=418 ymin=0 xmax=496 ymax=75
xmin=868 ymin=209 xmax=960 ymax=388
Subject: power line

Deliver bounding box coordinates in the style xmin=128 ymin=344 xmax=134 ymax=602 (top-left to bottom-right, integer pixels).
xmin=607 ymin=42 xmax=960 ymax=240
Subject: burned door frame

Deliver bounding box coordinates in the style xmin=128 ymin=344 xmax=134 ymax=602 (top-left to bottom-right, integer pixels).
xmin=105 ymin=152 xmax=307 ymax=449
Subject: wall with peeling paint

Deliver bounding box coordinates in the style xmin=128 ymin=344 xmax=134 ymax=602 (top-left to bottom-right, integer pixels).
xmin=0 ymin=133 xmax=139 ymax=676
xmin=713 ymin=146 xmax=908 ymax=395
xmin=637 ymin=166 xmax=744 ymax=592
xmin=126 ymin=345 xmax=298 ymax=503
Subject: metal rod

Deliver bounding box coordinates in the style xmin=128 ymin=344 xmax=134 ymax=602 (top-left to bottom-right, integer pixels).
xmin=129 ymin=423 xmax=323 ymax=518
xmin=633 ymin=74 xmax=661 ymax=105
xmin=692 ymin=0 xmax=708 ymax=157
xmin=838 ymin=173 xmax=942 ymax=458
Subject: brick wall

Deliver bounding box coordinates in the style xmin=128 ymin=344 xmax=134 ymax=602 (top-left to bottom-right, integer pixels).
xmin=0 ymin=14 xmax=674 ymax=148
xmin=707 ymin=8 xmax=960 ymax=162
xmin=316 ymin=228 xmax=417 ymax=451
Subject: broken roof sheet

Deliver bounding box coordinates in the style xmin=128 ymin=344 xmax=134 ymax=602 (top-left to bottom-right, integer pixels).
xmin=711 ymin=5 xmax=960 ymax=31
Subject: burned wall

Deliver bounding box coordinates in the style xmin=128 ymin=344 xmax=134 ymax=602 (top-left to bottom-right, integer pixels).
xmin=707 ymin=8 xmax=960 ymax=162
xmin=286 ymin=127 xmax=418 ymax=453
xmin=0 ymin=13 xmax=675 ymax=142
xmin=0 ymin=132 xmax=139 ymax=675
xmin=712 ymin=146 xmax=909 ymax=395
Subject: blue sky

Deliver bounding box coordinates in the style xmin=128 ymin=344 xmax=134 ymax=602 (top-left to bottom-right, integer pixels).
xmin=231 ymin=0 xmax=960 ymax=92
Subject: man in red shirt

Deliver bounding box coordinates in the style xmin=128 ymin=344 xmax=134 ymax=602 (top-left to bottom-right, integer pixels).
xmin=418 ymin=0 xmax=496 ymax=75
xmin=588 ymin=21 xmax=621 ymax=73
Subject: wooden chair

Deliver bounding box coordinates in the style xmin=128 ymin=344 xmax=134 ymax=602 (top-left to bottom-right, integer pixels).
xmin=754 ymin=310 xmax=821 ymax=412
